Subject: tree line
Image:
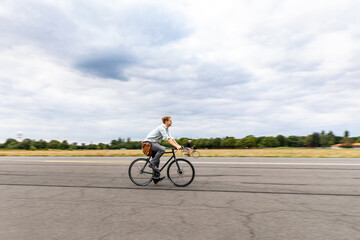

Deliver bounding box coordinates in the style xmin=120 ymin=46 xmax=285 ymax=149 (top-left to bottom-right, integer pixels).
xmin=1 ymin=131 xmax=359 ymax=150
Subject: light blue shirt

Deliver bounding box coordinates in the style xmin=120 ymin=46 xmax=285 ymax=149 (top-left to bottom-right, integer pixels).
xmin=144 ymin=124 xmax=173 ymax=142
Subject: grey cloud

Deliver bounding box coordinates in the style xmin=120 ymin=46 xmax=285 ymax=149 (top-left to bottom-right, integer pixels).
xmin=76 ymin=51 xmax=135 ymax=80
xmin=0 ymin=1 xmax=190 ymax=80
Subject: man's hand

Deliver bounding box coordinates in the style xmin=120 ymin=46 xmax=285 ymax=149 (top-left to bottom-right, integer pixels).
xmin=168 ymin=138 xmax=183 ymax=150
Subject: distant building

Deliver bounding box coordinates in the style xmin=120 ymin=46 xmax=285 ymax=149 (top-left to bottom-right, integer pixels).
xmin=331 ymin=143 xmax=360 ymax=149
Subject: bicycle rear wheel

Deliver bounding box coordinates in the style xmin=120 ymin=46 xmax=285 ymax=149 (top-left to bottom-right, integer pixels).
xmin=191 ymin=151 xmax=200 ymax=159
xmin=128 ymin=158 xmax=153 ymax=186
xmin=167 ymin=158 xmax=195 ymax=187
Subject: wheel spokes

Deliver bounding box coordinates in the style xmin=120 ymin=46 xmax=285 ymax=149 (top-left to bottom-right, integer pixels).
xmin=130 ymin=159 xmax=153 ymax=185
xmin=168 ymin=160 xmax=194 ymax=186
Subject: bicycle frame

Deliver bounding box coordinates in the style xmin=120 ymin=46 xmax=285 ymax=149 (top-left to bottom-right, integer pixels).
xmin=143 ymin=148 xmax=179 ymax=173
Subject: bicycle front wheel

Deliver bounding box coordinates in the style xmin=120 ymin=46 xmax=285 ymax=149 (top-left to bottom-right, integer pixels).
xmin=128 ymin=158 xmax=153 ymax=186
xmin=181 ymin=150 xmax=189 ymax=157
xmin=167 ymin=158 xmax=195 ymax=187
xmin=191 ymin=151 xmax=200 ymax=159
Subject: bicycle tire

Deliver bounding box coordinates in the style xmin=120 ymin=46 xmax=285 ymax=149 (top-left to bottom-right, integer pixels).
xmin=181 ymin=150 xmax=189 ymax=157
xmin=191 ymin=151 xmax=200 ymax=159
xmin=128 ymin=158 xmax=153 ymax=186
xmin=167 ymin=158 xmax=195 ymax=187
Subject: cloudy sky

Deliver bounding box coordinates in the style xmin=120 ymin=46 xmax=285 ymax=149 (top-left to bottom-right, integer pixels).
xmin=1 ymin=0 xmax=360 ymax=143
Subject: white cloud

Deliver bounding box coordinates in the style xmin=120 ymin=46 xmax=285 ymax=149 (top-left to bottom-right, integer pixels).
xmin=1 ymin=0 xmax=360 ymax=142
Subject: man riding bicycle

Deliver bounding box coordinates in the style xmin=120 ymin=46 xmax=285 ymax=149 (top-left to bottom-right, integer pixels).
xmin=185 ymin=140 xmax=193 ymax=156
xmin=129 ymin=118 xmax=195 ymax=186
xmin=143 ymin=116 xmax=182 ymax=176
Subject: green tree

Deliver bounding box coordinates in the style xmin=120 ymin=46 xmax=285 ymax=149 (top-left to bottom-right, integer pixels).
xmin=210 ymin=138 xmax=222 ymax=148
xmin=312 ymin=132 xmax=320 ymax=147
xmin=221 ymin=137 xmax=236 ymax=148
xmin=256 ymin=136 xmax=265 ymax=147
xmin=98 ymin=143 xmax=107 ymax=149
xmin=193 ymin=138 xmax=209 ymax=148
xmin=33 ymin=140 xmax=48 ymax=149
xmin=258 ymin=137 xmax=279 ymax=148
xmin=59 ymin=140 xmax=69 ymax=150
xmin=69 ymin=144 xmax=78 ymax=150
xmin=110 ymin=140 xmax=118 ymax=149
xmin=319 ymin=131 xmax=327 ymax=147
xmin=240 ymin=135 xmax=257 ymax=148
xmin=340 ymin=130 xmax=353 ymax=148
xmin=304 ymin=133 xmax=320 ymax=147
xmin=178 ymin=138 xmax=189 ymax=146
xmin=327 ymin=131 xmax=336 ymax=146
xmin=304 ymin=135 xmax=313 ymax=147
xmin=48 ymin=140 xmax=60 ymax=149
xmin=18 ymin=138 xmax=33 ymax=150
xmin=4 ymin=138 xmax=19 ymax=149
xmin=276 ymin=135 xmax=286 ymax=147
xmin=286 ymin=136 xmax=302 ymax=147
xmin=87 ymin=144 xmax=97 ymax=149
xmin=110 ymin=138 xmax=125 ymax=149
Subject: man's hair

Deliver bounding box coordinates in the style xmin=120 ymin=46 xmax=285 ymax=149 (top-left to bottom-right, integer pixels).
xmin=162 ymin=116 xmax=171 ymax=124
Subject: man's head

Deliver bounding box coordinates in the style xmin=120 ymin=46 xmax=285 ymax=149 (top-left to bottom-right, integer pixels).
xmin=162 ymin=116 xmax=172 ymax=127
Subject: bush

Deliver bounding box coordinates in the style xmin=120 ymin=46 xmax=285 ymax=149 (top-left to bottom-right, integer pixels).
xmin=29 ymin=146 xmax=37 ymax=151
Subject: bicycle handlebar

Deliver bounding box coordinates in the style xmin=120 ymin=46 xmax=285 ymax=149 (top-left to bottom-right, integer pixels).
xmin=165 ymin=146 xmax=184 ymax=154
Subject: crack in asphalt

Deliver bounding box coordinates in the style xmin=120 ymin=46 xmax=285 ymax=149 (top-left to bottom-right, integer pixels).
xmin=1 ymin=183 xmax=360 ymax=197
xmin=244 ymin=213 xmax=256 ymax=240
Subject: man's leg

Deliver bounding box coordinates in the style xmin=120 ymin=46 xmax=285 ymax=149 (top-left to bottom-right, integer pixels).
xmin=150 ymin=143 xmax=165 ymax=167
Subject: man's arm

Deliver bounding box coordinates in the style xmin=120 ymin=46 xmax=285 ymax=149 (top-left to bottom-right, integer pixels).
xmin=167 ymin=138 xmax=182 ymax=150
xmin=161 ymin=128 xmax=181 ymax=149
xmin=172 ymin=138 xmax=181 ymax=147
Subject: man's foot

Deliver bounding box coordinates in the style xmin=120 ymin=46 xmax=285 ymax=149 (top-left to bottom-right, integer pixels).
xmin=153 ymin=176 xmax=165 ymax=184
xmin=148 ymin=163 xmax=160 ymax=172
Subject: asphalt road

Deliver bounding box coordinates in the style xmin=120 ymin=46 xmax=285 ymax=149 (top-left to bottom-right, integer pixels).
xmin=1 ymin=156 xmax=360 ymax=240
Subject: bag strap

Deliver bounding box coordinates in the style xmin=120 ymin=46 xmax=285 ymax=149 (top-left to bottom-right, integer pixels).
xmin=154 ymin=137 xmax=161 ymax=143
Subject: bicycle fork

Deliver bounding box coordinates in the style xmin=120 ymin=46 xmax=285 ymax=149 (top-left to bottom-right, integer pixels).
xmin=174 ymin=159 xmax=183 ymax=174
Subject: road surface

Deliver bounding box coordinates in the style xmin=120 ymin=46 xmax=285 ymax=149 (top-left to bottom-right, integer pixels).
xmin=1 ymin=156 xmax=360 ymax=240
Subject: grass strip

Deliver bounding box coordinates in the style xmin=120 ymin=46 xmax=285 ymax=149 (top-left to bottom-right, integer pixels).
xmin=0 ymin=149 xmax=360 ymax=158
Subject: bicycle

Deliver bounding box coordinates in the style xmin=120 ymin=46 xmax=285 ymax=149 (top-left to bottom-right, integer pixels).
xmin=128 ymin=148 xmax=195 ymax=187
xmin=182 ymin=147 xmax=200 ymax=159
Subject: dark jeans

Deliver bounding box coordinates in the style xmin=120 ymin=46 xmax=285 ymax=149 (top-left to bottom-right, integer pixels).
xmin=150 ymin=142 xmax=166 ymax=167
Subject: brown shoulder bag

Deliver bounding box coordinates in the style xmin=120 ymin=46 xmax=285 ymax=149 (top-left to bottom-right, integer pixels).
xmin=141 ymin=142 xmax=152 ymax=156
